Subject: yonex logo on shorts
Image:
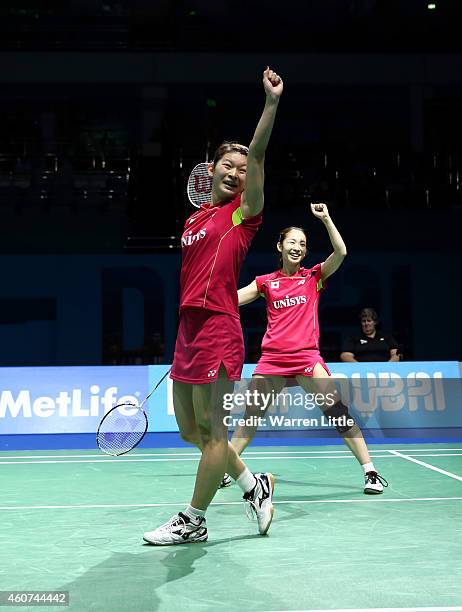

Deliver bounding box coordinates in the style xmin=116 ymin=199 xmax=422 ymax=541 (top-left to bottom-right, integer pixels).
xmin=304 ymin=366 xmax=313 ymax=373
xmin=208 ymin=370 xmax=217 ymax=378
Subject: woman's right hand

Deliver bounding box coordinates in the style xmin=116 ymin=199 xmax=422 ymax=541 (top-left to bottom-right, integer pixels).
xmin=263 ymin=67 xmax=283 ymax=101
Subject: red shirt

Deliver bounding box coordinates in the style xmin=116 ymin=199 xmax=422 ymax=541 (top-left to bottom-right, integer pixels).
xmin=180 ymin=195 xmax=262 ymax=318
xmin=255 ymin=265 xmax=327 ymax=352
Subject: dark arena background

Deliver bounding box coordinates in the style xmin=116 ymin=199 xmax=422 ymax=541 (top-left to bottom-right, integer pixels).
xmin=1 ymin=2 xmax=462 ymax=611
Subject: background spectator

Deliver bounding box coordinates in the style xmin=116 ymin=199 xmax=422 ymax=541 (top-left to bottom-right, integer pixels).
xmin=340 ymin=307 xmax=400 ymax=362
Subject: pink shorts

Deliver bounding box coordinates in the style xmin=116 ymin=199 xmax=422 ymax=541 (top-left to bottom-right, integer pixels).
xmin=170 ymin=308 xmax=244 ymax=384
xmin=254 ymin=349 xmax=330 ymax=377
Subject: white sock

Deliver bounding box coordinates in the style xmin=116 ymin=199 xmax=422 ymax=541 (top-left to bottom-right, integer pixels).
xmin=236 ymin=467 xmax=257 ymax=493
xmin=183 ymin=505 xmax=205 ymax=522
xmin=362 ymin=462 xmax=375 ymax=475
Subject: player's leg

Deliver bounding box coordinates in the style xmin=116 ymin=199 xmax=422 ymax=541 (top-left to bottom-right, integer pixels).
xmin=189 ymin=366 xmax=235 ymax=509
xmin=230 ymin=375 xmax=286 ymax=455
xmin=207 ymin=369 xmax=276 ymax=535
xmin=144 ymin=366 xmax=274 ymax=544
xmin=218 ymin=375 xmax=284 ymax=489
xmin=172 ymin=382 xmax=263 ymax=502
xmin=172 ymin=380 xmax=201 ymax=448
xmin=296 ymin=363 xmax=388 ymax=494
xmin=173 ymin=373 xmax=246 ymax=486
xmin=144 ymin=370 xmax=230 ymax=545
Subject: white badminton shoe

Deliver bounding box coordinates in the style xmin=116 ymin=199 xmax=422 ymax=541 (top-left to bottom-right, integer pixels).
xmin=143 ymin=512 xmax=208 ymax=545
xmin=218 ymin=473 xmax=232 ymax=488
xmin=243 ymin=472 xmax=275 ymax=535
xmin=364 ymin=471 xmax=388 ymax=494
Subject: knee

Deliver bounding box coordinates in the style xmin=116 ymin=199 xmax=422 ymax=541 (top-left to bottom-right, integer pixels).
xmin=196 ymin=419 xmax=227 ymax=447
xmin=180 ymin=430 xmax=201 ymax=446
xmin=177 ymin=423 xmax=201 ymax=446
xmin=323 ymin=401 xmax=357 ymax=434
xmin=196 ymin=422 xmax=213 ymax=446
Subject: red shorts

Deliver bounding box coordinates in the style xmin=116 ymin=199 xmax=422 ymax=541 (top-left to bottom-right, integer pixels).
xmin=254 ymin=349 xmax=330 ymax=377
xmin=170 ymin=308 xmax=244 ymax=384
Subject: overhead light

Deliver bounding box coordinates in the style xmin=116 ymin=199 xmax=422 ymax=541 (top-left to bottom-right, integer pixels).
xmin=427 ymin=3 xmax=436 ymax=9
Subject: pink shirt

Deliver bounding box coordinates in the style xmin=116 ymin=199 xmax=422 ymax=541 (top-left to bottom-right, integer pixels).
xmin=180 ymin=195 xmax=262 ymax=318
xmin=255 ymin=265 xmax=327 ymax=352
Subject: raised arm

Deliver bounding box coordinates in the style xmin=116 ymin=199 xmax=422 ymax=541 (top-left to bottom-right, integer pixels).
xmin=238 ymin=280 xmax=260 ymax=306
xmin=240 ymin=67 xmax=283 ymax=219
xmin=310 ymin=203 xmax=347 ymax=281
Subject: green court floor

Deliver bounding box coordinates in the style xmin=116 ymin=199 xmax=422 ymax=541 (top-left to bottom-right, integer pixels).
xmin=1 ymin=443 xmax=462 ymax=612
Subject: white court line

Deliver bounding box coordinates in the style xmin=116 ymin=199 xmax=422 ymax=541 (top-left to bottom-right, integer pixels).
xmin=0 ymin=448 xmax=462 ymax=459
xmin=1 ymin=447 xmax=462 ymax=461
xmin=389 ymin=450 xmax=462 ymax=482
xmin=2 ymin=454 xmax=462 ymax=466
xmin=270 ymin=607 xmax=462 ymax=612
xmin=0 ymin=496 xmax=462 ymax=512
xmin=373 ymin=448 xmax=462 ymax=453
xmin=0 ymin=449 xmax=378 ymax=459
xmin=0 ymin=455 xmax=399 ymax=465
xmin=0 ymin=450 xmax=360 ymax=460
xmin=394 ymin=448 xmax=462 ymax=452
xmin=1 ymin=452 xmax=462 ymax=465
xmin=407 ymin=453 xmax=462 ymax=457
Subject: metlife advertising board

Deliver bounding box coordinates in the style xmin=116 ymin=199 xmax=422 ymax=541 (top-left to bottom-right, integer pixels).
xmin=0 ymin=362 xmax=461 ymax=436
xmin=0 ymin=366 xmax=168 ymax=435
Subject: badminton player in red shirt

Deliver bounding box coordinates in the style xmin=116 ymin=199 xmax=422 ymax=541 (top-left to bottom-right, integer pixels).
xmin=144 ymin=67 xmax=283 ymax=545
xmin=223 ymin=203 xmax=388 ymax=494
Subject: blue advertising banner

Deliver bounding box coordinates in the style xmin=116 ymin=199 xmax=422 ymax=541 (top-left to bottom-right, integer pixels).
xmin=236 ymin=361 xmax=462 ymax=433
xmin=0 ymin=366 xmax=150 ymax=434
xmin=328 ymin=361 xmax=462 ymax=429
xmin=0 ymin=362 xmax=461 ymax=435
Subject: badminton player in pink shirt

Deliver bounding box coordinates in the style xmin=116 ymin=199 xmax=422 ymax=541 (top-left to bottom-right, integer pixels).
xmin=144 ymin=68 xmax=283 ymax=545
xmin=223 ymin=203 xmax=388 ymax=494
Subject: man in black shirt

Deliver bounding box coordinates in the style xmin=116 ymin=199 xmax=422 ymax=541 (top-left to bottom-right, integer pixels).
xmin=340 ymin=308 xmax=400 ymax=362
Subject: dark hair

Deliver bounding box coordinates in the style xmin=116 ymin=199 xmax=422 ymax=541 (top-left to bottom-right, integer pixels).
xmin=277 ymin=226 xmax=307 ymax=267
xmin=360 ymin=307 xmax=379 ymax=322
xmin=212 ymin=141 xmax=249 ymax=165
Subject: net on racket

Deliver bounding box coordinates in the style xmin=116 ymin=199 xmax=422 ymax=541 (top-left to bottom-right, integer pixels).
xmin=187 ymin=162 xmax=212 ymax=207
xmin=97 ymin=402 xmax=148 ymax=456
xmin=96 ymin=369 xmax=170 ymax=456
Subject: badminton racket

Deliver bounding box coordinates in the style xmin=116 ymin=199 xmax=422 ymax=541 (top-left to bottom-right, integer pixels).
xmin=96 ymin=369 xmax=170 ymax=456
xmin=187 ymin=162 xmax=212 ymax=208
